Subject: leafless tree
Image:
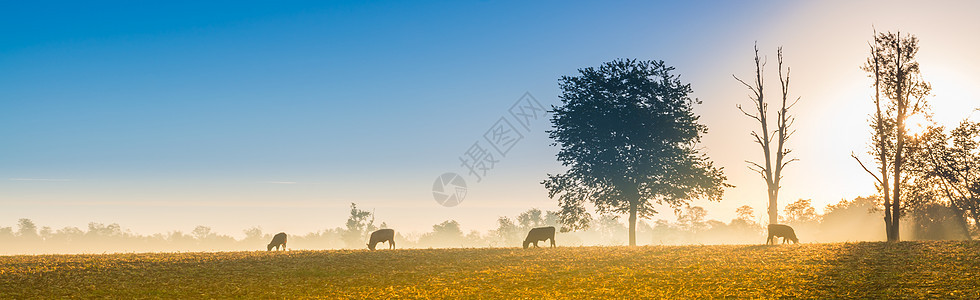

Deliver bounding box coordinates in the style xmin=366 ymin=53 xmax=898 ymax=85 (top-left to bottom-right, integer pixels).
xmin=735 ymin=43 xmax=799 ymax=225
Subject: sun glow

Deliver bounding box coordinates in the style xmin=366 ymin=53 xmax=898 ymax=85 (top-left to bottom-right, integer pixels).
xmin=905 ymin=114 xmax=931 ymax=137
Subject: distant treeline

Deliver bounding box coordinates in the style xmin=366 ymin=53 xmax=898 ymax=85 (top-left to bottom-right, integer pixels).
xmin=0 ymin=197 xmax=969 ymax=255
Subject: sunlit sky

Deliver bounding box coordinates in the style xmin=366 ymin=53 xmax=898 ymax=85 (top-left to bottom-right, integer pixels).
xmin=2 ymin=1 xmax=979 ymax=238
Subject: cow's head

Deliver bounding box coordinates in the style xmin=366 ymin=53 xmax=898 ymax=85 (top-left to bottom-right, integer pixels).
xmin=267 ymin=243 xmax=274 ymax=251
xmin=522 ymin=240 xmax=531 ymax=249
xmin=367 ymin=243 xmax=376 ymax=250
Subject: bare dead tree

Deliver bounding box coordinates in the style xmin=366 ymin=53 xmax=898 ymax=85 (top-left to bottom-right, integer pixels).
xmin=735 ymin=43 xmax=799 ymax=225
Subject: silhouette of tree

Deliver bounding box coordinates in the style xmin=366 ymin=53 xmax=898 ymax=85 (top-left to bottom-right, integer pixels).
xmin=490 ymin=209 xmax=559 ymax=247
xmin=783 ymin=199 xmax=818 ymax=225
xmin=908 ymin=202 xmax=971 ymax=240
xmin=431 ymin=220 xmax=463 ymax=237
xmin=735 ymin=44 xmax=800 ymax=225
xmin=50 ymin=226 xmax=84 ymax=246
xmin=17 ymin=219 xmax=39 ymax=240
xmin=853 ymin=31 xmax=932 ymax=241
xmin=243 ymin=227 xmax=264 ymax=243
xmin=86 ymin=222 xmax=124 ymax=239
xmin=420 ymin=220 xmax=465 ymax=247
xmin=167 ymin=231 xmax=195 ymax=245
xmin=0 ymin=226 xmax=13 ymax=240
xmin=730 ymin=205 xmax=763 ymax=240
xmin=543 ymin=59 xmax=731 ymax=246
xmin=517 ymin=208 xmax=558 ymax=232
xmin=594 ymin=215 xmax=628 ymax=245
xmin=912 ymin=119 xmax=980 ymax=237
xmin=192 ymin=226 xmax=212 ymax=240
xmin=39 ymin=226 xmax=52 ymax=240
xmin=490 ymin=216 xmax=521 ymax=246
xmin=819 ymin=196 xmax=883 ymax=241
xmin=677 ymin=206 xmax=708 ymax=234
xmin=735 ymin=205 xmax=756 ymax=223
xmin=342 ymin=203 xmax=374 ymax=248
xmin=824 ymin=196 xmax=880 ymax=216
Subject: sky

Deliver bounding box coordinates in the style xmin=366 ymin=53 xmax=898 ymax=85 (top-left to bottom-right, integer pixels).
xmin=2 ymin=1 xmax=980 ymax=238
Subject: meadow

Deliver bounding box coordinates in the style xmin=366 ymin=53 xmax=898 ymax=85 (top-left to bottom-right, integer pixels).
xmin=1 ymin=241 xmax=978 ymax=298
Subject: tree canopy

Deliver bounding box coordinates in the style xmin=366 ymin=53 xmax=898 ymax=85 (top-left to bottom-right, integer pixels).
xmin=543 ymin=59 xmax=730 ymax=246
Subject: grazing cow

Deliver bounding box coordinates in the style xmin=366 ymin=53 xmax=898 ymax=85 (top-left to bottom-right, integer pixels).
xmin=766 ymin=224 xmax=799 ymax=244
xmin=268 ymin=232 xmax=287 ymax=251
xmin=368 ymin=229 xmax=395 ymax=250
xmin=523 ymin=226 xmax=556 ymax=249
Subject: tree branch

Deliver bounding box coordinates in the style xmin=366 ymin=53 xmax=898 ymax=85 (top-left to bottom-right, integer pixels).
xmin=738 ymin=104 xmax=762 ymax=121
xmin=852 ymin=153 xmax=883 ymax=185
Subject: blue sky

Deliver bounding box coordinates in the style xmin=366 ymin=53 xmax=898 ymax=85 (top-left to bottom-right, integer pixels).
xmin=2 ymin=1 xmax=748 ymax=178
xmin=3 ymin=1 xmax=980 ymax=237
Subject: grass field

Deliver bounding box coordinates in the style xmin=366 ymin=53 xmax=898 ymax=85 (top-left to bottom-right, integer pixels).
xmin=1 ymin=241 xmax=979 ymax=298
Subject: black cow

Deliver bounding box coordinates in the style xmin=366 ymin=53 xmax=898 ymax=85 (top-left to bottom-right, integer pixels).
xmin=368 ymin=229 xmax=395 ymax=250
xmin=267 ymin=232 xmax=287 ymax=251
xmin=523 ymin=226 xmax=556 ymax=249
xmin=766 ymin=224 xmax=799 ymax=244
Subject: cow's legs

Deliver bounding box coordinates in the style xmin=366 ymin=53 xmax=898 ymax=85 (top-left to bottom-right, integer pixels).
xmin=549 ymin=237 xmax=555 ymax=247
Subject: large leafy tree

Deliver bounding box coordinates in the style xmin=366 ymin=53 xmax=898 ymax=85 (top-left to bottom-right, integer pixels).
xmin=543 ymin=59 xmax=731 ymax=246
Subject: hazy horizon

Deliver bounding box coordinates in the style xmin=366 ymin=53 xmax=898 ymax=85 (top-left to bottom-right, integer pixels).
xmin=3 ymin=1 xmax=980 ymax=240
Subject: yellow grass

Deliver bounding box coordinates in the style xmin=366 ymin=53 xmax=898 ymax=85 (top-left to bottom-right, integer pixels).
xmin=1 ymin=241 xmax=979 ymax=298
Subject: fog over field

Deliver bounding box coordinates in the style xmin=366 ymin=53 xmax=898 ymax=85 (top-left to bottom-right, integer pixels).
xmin=3 ymin=196 xmax=972 ymax=255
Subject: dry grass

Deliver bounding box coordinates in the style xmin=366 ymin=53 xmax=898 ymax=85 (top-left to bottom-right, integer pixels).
xmin=2 ymin=241 xmax=979 ymax=298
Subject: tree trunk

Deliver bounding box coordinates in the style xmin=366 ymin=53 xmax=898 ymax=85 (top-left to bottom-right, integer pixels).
xmin=956 ymin=208 xmax=972 ymax=240
xmin=871 ymin=36 xmax=894 ymax=242
xmin=628 ymin=200 xmax=637 ymax=246
xmin=768 ymin=189 xmax=778 ymax=225
xmin=891 ymin=110 xmax=904 ymax=242
xmin=890 ymin=33 xmax=905 ymax=242
xmin=969 ymin=209 xmax=980 ymax=239
xmin=882 ymin=161 xmax=893 ymax=241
